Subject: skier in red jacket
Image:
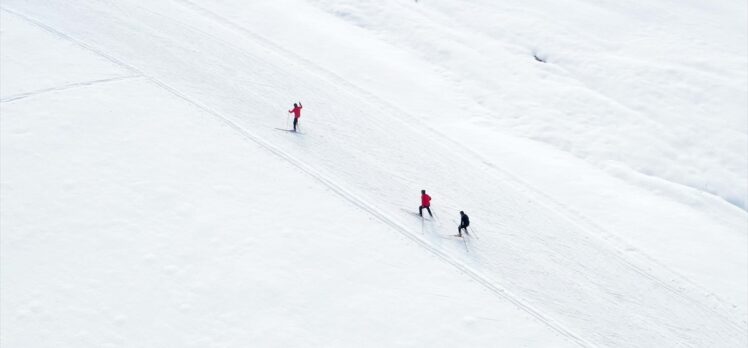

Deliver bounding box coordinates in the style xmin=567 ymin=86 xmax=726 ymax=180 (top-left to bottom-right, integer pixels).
xmin=289 ymin=102 xmax=303 ymax=132
xmin=419 ymin=190 xmax=433 ymax=217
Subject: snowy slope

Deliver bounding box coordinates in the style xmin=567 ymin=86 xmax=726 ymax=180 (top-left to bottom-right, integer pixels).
xmin=1 ymin=1 xmax=746 ymax=347
xmin=0 ymin=12 xmax=578 ymax=347
xmin=306 ymin=0 xmax=748 ymax=209
xmin=180 ymin=0 xmax=747 ymax=318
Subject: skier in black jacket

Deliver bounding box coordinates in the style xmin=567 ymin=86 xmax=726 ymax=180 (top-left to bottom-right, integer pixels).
xmin=458 ymin=211 xmax=470 ymax=237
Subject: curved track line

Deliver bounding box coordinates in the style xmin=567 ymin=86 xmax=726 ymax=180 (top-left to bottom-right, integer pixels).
xmin=1 ymin=75 xmax=142 ymax=103
xmin=1 ymin=7 xmax=596 ymax=347
xmin=170 ymin=1 xmax=745 ymax=330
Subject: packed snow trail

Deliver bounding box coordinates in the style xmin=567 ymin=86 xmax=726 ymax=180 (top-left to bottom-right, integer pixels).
xmin=306 ymin=0 xmax=748 ymax=211
xmin=1 ymin=75 xmax=583 ymax=347
xmin=188 ymin=0 xmax=748 ymax=318
xmin=0 ymin=9 xmax=594 ymax=345
xmin=2 ymin=1 xmax=745 ymax=347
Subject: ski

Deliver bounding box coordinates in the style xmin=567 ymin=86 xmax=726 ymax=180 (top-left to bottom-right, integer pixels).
xmin=453 ymin=219 xmax=473 ymax=238
xmin=274 ymin=128 xmax=304 ymax=134
xmin=401 ymin=208 xmax=433 ymax=220
xmin=468 ymin=226 xmax=479 ymax=240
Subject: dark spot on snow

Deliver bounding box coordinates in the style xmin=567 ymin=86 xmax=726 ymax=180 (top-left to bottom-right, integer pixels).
xmin=533 ymin=53 xmax=546 ymax=63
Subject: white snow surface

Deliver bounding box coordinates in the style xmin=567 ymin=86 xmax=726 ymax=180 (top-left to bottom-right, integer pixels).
xmin=1 ymin=1 xmax=746 ymax=347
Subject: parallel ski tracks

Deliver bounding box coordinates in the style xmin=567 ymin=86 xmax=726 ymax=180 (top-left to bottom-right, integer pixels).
xmin=1 ymin=7 xmax=597 ymax=346
xmin=4 ymin=4 xmax=744 ymax=347
xmin=167 ymin=0 xmax=746 ymax=333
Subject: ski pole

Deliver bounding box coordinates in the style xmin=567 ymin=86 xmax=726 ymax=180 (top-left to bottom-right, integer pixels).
xmin=462 ymin=233 xmax=469 ymax=253
xmin=468 ymin=226 xmax=479 ymax=239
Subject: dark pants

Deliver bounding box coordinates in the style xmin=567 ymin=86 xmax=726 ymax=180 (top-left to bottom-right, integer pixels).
xmin=293 ymin=117 xmax=299 ymax=131
xmin=458 ymin=224 xmax=469 ymax=236
xmin=419 ymin=206 xmax=432 ymax=217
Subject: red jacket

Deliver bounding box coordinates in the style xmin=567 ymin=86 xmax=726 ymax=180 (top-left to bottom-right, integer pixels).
xmin=289 ymin=105 xmax=302 ymax=118
xmin=421 ymin=193 xmax=431 ymax=207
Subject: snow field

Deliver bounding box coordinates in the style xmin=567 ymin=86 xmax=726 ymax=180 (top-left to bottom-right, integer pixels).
xmin=1 ymin=1 xmax=746 ymax=347
xmin=0 ymin=55 xmax=576 ymax=347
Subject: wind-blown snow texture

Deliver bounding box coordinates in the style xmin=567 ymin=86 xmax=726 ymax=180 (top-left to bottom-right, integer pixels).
xmin=1 ymin=1 xmax=746 ymax=347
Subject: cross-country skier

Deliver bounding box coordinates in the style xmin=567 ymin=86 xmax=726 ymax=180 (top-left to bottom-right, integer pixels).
xmin=288 ymin=102 xmax=303 ymax=132
xmin=458 ymin=211 xmax=470 ymax=237
xmin=419 ymin=190 xmax=433 ymax=217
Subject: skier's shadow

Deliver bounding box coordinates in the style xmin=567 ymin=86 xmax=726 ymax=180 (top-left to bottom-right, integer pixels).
xmin=400 ymin=208 xmax=456 ymax=248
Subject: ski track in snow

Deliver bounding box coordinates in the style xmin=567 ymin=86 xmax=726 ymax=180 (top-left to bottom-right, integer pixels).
xmin=0 ymin=8 xmax=598 ymax=347
xmin=2 ymin=3 xmax=744 ymax=347
xmin=170 ymin=0 xmax=745 ymax=328
xmin=0 ymin=75 xmax=142 ymax=103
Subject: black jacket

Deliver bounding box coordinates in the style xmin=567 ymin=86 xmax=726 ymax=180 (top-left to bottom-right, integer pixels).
xmin=460 ymin=214 xmax=470 ymax=227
